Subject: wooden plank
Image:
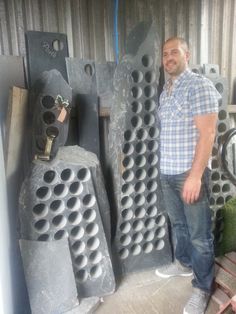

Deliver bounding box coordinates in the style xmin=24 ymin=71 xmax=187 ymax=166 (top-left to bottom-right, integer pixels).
xmin=225 ymin=252 xmax=236 ymax=265
xmin=215 ymin=265 xmax=236 ymax=297
xmin=212 ymin=288 xmax=230 ymax=306
xmin=216 ymin=257 xmax=236 ymax=278
xmin=4 ymin=87 xmax=28 ymax=179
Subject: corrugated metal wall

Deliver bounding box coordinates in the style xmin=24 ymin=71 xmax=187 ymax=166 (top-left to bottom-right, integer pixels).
xmin=0 ymin=0 xmax=235 ymax=103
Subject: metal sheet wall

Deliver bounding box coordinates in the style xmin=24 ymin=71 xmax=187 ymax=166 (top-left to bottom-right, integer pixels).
xmin=0 ymin=0 xmax=235 ymax=102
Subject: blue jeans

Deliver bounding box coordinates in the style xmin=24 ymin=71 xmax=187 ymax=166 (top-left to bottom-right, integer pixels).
xmin=161 ymin=169 xmax=215 ymax=293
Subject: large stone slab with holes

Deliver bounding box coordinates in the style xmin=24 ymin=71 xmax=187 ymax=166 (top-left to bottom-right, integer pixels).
xmin=19 ymin=238 xmax=78 ymax=314
xmin=108 ymin=21 xmax=172 ymax=274
xmin=19 ymin=146 xmax=115 ymax=297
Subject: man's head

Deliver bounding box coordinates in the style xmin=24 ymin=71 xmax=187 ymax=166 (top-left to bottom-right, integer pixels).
xmin=162 ymin=37 xmax=190 ymax=79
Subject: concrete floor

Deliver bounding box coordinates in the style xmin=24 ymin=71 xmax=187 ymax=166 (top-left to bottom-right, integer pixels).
xmin=95 ymin=268 xmax=219 ymax=314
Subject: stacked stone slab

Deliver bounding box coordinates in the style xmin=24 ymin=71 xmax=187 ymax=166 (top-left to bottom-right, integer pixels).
xmin=191 ymin=64 xmax=236 ymax=251
xmin=19 ymin=146 xmax=115 ymax=298
xmin=108 ymin=22 xmax=172 ymax=274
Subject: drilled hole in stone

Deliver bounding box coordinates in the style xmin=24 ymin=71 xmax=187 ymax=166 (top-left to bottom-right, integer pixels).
xmin=225 ymin=195 xmax=232 ymax=202
xmin=136 ymin=169 xmax=146 ymax=180
xmin=84 ymin=63 xmax=94 ymax=76
xmin=83 ymin=194 xmax=96 ymax=207
xmin=145 ymin=218 xmax=155 ymax=230
xmin=148 ymin=140 xmax=158 ymax=152
xmin=147 ymin=167 xmax=158 ymax=179
xmin=68 ymin=211 xmax=82 ymax=225
xmin=221 ymin=174 xmax=227 ymax=181
xmin=43 ymin=111 xmax=55 ymax=124
xmin=69 ymin=181 xmax=83 ymax=195
xmin=41 ymin=95 xmax=55 ymax=109
xmin=122 ymin=143 xmax=134 ymax=155
xmin=89 ymin=251 xmax=102 ymax=264
xmin=218 ymin=110 xmax=227 ymax=120
xmin=142 ymin=55 xmax=153 ymax=67
xmin=155 ymin=239 xmax=165 ymax=250
xmin=144 ymin=114 xmax=155 ymax=126
xmin=122 ymin=183 xmax=133 ymax=194
xmin=122 ymin=170 xmax=134 ymax=182
xmin=218 ymin=123 xmax=227 ymax=133
xmin=215 ymin=82 xmax=224 ymax=94
xmin=50 ymin=200 xmax=64 ymax=214
xmin=46 ymin=126 xmax=59 ymax=138
xmin=38 ymin=234 xmax=50 ymax=241
xmin=216 ymin=197 xmax=224 ymax=206
xmin=131 ymin=116 xmax=142 ymax=128
xmin=71 ymin=227 xmax=85 ymax=241
xmin=148 ymin=154 xmax=158 ymax=165
xmin=134 ymin=182 xmax=146 ymax=193
xmin=133 ymin=220 xmax=144 ymax=231
xmin=36 ymin=186 xmax=51 ymax=200
xmin=122 ymin=208 xmax=133 ymax=221
xmin=212 ymin=184 xmax=221 ymax=193
xmin=119 ymin=248 xmax=129 ymax=259
xmin=34 ymin=219 xmax=50 ymax=233
xmin=144 ymin=85 xmax=155 ymax=98
xmin=132 ymin=232 xmax=143 ymax=243
xmin=67 ymin=197 xmax=80 ymax=210
xmin=120 ymin=234 xmax=132 ymax=246
xmin=52 ymin=39 xmax=64 ymax=51
xmin=149 ymin=127 xmax=159 ymax=138
xmin=77 ymin=168 xmax=90 ymax=182
xmin=75 ymin=255 xmax=88 ymax=268
xmin=147 ymin=180 xmax=158 ymax=192
xmin=222 ymin=184 xmax=230 ymax=193
xmin=131 ymin=70 xmax=143 ymax=83
xmin=87 ymin=237 xmax=100 ymax=250
xmin=209 ymin=197 xmax=215 ymax=206
xmin=61 ymin=168 xmax=73 ymax=181
xmin=131 ymin=86 xmax=142 ymax=99
xmin=135 ymin=207 xmax=146 ymax=218
xmin=134 ymin=194 xmax=145 ymax=206
xmin=212 ymin=146 xmax=218 ymax=156
xmin=124 ymin=129 xmax=135 ymax=142
xmin=135 ymin=142 xmax=146 ymax=154
xmin=147 ymin=192 xmax=157 ymax=205
xmin=122 ymin=156 xmax=134 ymax=169
xmin=143 ymin=242 xmax=154 ymax=253
xmin=147 ymin=205 xmax=158 ymax=217
xmin=155 ymin=227 xmax=166 ymax=238
xmin=121 ymin=196 xmax=133 ymax=208
xmin=90 ymin=265 xmax=103 ymax=279
xmin=211 ymin=159 xmax=219 ymax=169
xmin=72 ymin=240 xmax=85 ymax=254
xmin=83 ymin=209 xmax=96 ymax=222
xmin=131 ymin=101 xmax=142 ymax=113
xmin=136 ymin=128 xmax=148 ymax=140
xmin=156 ymin=215 xmax=166 ymax=226
xmin=54 ymin=184 xmax=68 ymax=197
xmin=76 ymin=269 xmax=88 ymax=283
xmin=130 ymin=244 xmax=141 ymax=255
xmin=120 ymin=222 xmax=131 ymax=234
xmin=144 ymin=99 xmax=156 ymax=112
xmin=43 ymin=170 xmax=56 ymax=184
xmin=33 ymin=204 xmax=48 ymax=217
xmin=54 ymin=229 xmax=68 ymax=240
xmin=86 ymin=223 xmax=99 ymax=236
xmin=144 ymin=230 xmax=155 ymax=241
xmin=145 ymin=71 xmax=156 ymax=83
xmin=52 ymin=215 xmax=67 ymax=228
xmin=211 ymin=172 xmax=220 ymax=181
xmin=135 ymin=155 xmax=146 ymax=167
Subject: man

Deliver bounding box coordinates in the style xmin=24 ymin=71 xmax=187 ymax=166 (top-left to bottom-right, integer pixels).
xmin=155 ymin=37 xmax=221 ymax=314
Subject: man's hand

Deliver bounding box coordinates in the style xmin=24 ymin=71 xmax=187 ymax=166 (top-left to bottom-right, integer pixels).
xmin=182 ymin=175 xmax=202 ymax=204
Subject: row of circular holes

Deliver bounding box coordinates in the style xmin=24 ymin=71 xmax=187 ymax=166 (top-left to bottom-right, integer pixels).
xmin=121 ymin=192 xmax=158 ymax=209
xmin=123 ymin=153 xmax=158 ymax=169
xmin=209 ymin=195 xmax=232 ymax=207
xmin=131 ymin=69 xmax=156 ymax=84
xmin=120 ymin=227 xmax=165 ymax=246
xmin=121 ymin=205 xmax=159 ymax=220
xmin=122 ymin=167 xmax=158 ymax=183
xmin=76 ymin=264 xmax=103 ymax=282
xmin=124 ymin=127 xmax=159 ymax=142
xmin=123 ymin=140 xmax=158 ymax=156
xmin=119 ymin=239 xmax=165 ymax=259
xmin=119 ymin=218 xmax=164 ymax=234
xmin=122 ymin=180 xmax=158 ymax=195
xmin=130 ymin=99 xmax=156 ymax=114
xmin=43 ymin=168 xmax=91 ymax=184
xmin=34 ymin=207 xmax=98 ymax=233
xmin=211 ymin=183 xmax=231 ymax=194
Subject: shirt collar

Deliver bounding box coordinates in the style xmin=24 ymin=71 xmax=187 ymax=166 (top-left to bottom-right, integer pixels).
xmin=164 ymin=68 xmax=191 ymax=91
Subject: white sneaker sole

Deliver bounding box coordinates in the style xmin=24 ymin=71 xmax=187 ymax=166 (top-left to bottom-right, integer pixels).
xmin=155 ymin=269 xmax=193 ymax=279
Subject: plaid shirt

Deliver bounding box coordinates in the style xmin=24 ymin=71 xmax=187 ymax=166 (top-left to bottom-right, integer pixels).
xmin=159 ymin=69 xmax=220 ymax=175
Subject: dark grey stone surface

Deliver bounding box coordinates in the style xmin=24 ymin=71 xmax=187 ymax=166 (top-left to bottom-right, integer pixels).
xmin=108 ymin=21 xmax=172 ymax=274
xmin=19 ymin=146 xmax=115 ymax=298
xmin=63 ymin=297 xmax=100 ymax=314
xmin=25 ymin=31 xmax=69 ymax=88
xmin=19 ymin=238 xmax=78 ymax=314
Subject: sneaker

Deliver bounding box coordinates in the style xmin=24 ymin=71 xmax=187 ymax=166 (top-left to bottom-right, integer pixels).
xmin=183 ymin=288 xmax=210 ymax=314
xmin=155 ymin=260 xmax=193 ymax=278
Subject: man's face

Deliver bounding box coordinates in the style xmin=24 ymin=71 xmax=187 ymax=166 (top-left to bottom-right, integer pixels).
xmin=162 ymin=39 xmax=190 ymax=78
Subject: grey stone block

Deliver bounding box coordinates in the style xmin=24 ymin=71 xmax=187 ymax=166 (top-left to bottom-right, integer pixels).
xmin=63 ymin=297 xmax=100 ymax=314
xmin=19 ymin=238 xmax=78 ymax=314
xmin=108 ymin=21 xmax=172 ymax=274
xmin=19 ymin=146 xmax=115 ymax=298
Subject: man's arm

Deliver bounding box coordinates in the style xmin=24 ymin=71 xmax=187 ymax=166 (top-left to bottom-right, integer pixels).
xmin=182 ymin=113 xmax=218 ymax=204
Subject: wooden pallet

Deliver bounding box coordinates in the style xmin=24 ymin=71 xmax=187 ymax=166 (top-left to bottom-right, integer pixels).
xmin=207 ymin=252 xmax=236 ymax=313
